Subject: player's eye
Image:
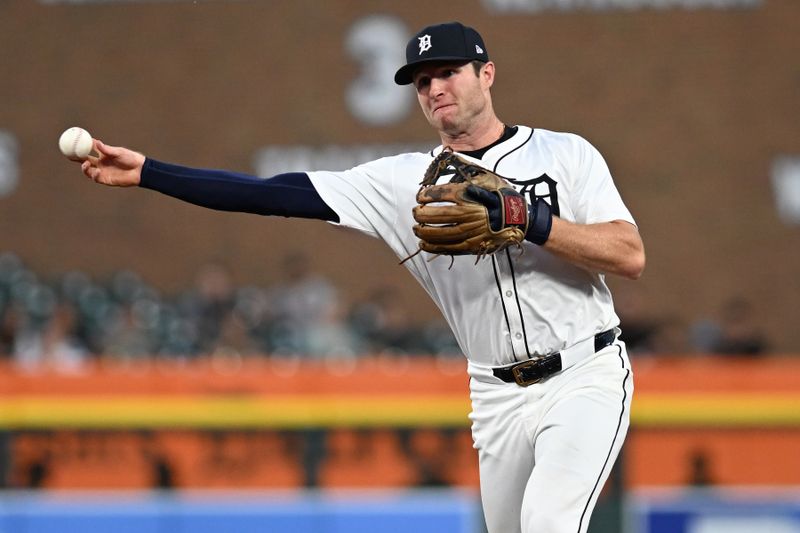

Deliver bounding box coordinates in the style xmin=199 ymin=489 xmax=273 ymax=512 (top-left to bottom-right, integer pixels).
xmin=415 ymin=77 xmax=431 ymax=90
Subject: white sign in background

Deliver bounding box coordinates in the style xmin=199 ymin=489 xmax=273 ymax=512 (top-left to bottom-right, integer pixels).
xmin=0 ymin=131 xmax=19 ymax=198
xmin=772 ymin=157 xmax=800 ymax=225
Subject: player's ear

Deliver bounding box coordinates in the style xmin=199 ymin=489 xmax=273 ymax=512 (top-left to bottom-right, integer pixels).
xmin=481 ymin=61 xmax=496 ymax=88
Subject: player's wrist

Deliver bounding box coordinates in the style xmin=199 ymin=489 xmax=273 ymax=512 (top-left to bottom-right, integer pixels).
xmin=138 ymin=157 xmax=154 ymax=188
xmin=525 ymin=198 xmax=552 ymax=245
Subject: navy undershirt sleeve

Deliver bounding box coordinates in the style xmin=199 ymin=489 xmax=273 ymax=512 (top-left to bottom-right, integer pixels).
xmin=139 ymin=158 xmax=339 ymax=222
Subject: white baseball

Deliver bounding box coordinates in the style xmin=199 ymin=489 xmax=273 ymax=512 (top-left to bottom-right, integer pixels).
xmin=58 ymin=127 xmax=94 ymax=160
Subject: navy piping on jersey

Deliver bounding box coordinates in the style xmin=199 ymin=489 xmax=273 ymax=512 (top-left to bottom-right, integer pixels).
xmin=577 ymin=344 xmax=630 ymax=533
xmin=491 ymin=255 xmax=518 ymax=362
xmin=505 ymin=248 xmax=532 ymax=357
xmin=492 ymin=127 xmax=534 ymax=174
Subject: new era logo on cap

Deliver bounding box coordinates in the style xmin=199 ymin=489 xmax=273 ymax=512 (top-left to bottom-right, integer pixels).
xmin=394 ymin=21 xmax=489 ymax=85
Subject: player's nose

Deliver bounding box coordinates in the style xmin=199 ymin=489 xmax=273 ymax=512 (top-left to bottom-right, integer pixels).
xmin=429 ymin=77 xmax=447 ymax=97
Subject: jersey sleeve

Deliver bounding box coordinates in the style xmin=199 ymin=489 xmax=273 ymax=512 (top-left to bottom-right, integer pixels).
xmin=306 ymin=158 xmax=399 ymax=239
xmin=569 ymin=136 xmax=636 ymax=226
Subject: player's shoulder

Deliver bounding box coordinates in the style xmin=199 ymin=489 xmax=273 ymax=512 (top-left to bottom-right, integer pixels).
xmin=364 ymin=149 xmax=433 ymax=167
xmin=353 ymin=149 xmax=434 ymax=174
xmin=531 ymin=127 xmax=593 ymax=150
xmin=529 ymin=127 xmax=604 ymax=163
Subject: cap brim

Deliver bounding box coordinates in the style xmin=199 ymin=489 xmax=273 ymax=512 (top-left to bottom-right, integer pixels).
xmin=393 ymin=57 xmax=474 ymax=85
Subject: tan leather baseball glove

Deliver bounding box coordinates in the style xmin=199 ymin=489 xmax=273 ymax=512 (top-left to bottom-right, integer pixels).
xmin=403 ymin=150 xmax=530 ymax=263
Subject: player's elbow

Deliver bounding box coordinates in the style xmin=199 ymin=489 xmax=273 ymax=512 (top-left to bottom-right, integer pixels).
xmin=622 ymin=251 xmax=646 ymax=280
xmin=619 ymin=244 xmax=646 ymax=280
xmin=612 ymin=222 xmax=645 ymax=280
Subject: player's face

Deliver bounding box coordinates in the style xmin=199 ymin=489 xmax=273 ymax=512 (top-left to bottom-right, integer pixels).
xmin=413 ymin=61 xmax=494 ymax=136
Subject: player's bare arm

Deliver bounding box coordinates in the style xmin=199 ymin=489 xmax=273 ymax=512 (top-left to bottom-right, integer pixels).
xmin=80 ymin=140 xmax=144 ymax=187
xmin=544 ymin=217 xmax=645 ymax=280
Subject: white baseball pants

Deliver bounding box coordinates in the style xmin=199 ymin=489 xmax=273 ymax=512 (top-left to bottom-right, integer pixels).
xmin=467 ymin=341 xmax=633 ymax=533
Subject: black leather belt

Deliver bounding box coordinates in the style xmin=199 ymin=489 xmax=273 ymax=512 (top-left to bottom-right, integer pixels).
xmin=492 ymin=329 xmax=617 ymax=387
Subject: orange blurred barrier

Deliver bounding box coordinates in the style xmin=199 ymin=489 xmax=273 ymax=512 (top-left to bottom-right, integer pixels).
xmin=0 ymin=357 xmax=471 ymax=428
xmin=2 ymin=355 xmax=799 ymax=489
xmin=318 ymin=429 xmax=419 ymax=488
xmin=628 ymin=355 xmax=800 ymax=487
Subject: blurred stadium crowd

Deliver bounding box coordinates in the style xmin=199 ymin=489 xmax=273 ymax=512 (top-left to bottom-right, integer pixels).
xmin=0 ymin=251 xmax=462 ymax=371
xmin=0 ymin=250 xmax=769 ymax=372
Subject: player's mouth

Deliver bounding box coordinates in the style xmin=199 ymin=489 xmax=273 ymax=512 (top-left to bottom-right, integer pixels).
xmin=432 ymin=103 xmax=455 ymax=114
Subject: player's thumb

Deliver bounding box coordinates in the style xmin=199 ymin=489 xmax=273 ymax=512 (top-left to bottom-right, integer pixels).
xmin=94 ymin=140 xmax=119 ymax=157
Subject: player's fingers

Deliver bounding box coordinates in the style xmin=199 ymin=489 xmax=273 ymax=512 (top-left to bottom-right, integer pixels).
xmin=80 ymin=159 xmax=100 ymax=181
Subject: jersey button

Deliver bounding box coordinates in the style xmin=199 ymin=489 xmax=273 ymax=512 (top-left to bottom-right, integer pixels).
xmin=515 ymin=332 xmax=523 ymax=339
xmin=505 ymin=290 xmax=513 ymax=297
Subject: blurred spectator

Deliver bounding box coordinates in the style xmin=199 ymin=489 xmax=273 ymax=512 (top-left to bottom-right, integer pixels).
xmin=102 ymin=270 xmax=199 ymax=358
xmin=304 ymin=301 xmax=360 ymax=358
xmin=0 ymin=303 xmax=19 ymax=358
xmin=690 ymin=296 xmax=768 ymax=356
xmin=210 ymin=308 xmax=262 ymax=357
xmin=648 ymin=315 xmax=690 ymax=355
xmin=102 ymin=305 xmax=155 ymax=359
xmin=419 ymin=322 xmax=462 ymax=358
xmin=349 ymin=285 xmax=416 ymax=353
xmin=267 ymin=252 xmax=357 ymax=357
xmin=180 ymin=263 xmax=236 ymax=354
xmin=713 ymin=297 xmax=768 ymax=355
xmin=68 ymin=274 xmax=117 ymax=354
xmin=270 ymin=252 xmax=338 ymax=327
xmin=13 ymin=302 xmax=88 ymax=373
xmin=348 ymin=286 xmax=462 ymax=357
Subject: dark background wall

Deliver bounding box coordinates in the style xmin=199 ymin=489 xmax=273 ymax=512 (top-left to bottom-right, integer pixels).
xmin=1 ymin=0 xmax=798 ymax=349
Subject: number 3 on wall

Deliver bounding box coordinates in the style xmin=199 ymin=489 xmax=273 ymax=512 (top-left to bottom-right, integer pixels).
xmin=345 ymin=15 xmax=414 ymax=126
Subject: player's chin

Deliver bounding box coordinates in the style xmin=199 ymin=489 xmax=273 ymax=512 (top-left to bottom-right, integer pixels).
xmin=431 ymin=115 xmax=462 ymax=135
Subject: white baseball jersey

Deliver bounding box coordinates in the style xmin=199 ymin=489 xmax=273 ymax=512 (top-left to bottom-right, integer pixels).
xmin=308 ymin=126 xmax=635 ymax=366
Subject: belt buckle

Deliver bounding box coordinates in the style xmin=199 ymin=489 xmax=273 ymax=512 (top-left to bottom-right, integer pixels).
xmin=511 ymin=359 xmax=541 ymax=387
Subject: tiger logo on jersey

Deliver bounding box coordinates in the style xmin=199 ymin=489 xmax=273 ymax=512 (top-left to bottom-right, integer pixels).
xmin=509 ymin=174 xmax=560 ymax=217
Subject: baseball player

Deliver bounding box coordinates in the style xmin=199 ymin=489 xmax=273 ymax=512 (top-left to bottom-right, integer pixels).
xmin=75 ymin=22 xmax=644 ymax=533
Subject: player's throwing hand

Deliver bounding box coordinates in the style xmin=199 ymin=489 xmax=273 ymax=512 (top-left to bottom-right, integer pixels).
xmin=80 ymin=140 xmax=145 ymax=187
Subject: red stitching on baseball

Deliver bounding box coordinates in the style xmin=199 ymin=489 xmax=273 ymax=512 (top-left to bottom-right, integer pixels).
xmin=71 ymin=129 xmax=82 ymax=157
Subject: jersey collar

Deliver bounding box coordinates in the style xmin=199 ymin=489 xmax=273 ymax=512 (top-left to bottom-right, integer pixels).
xmin=430 ymin=125 xmax=533 ymax=164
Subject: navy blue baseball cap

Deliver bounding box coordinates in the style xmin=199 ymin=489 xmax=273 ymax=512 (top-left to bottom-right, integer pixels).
xmin=394 ymin=21 xmax=489 ymax=85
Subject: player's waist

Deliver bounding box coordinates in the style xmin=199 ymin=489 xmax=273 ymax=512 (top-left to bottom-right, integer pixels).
xmin=468 ymin=328 xmax=618 ymax=387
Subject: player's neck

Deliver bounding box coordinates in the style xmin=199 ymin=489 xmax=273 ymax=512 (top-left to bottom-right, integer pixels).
xmin=439 ymin=116 xmax=505 ymax=153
